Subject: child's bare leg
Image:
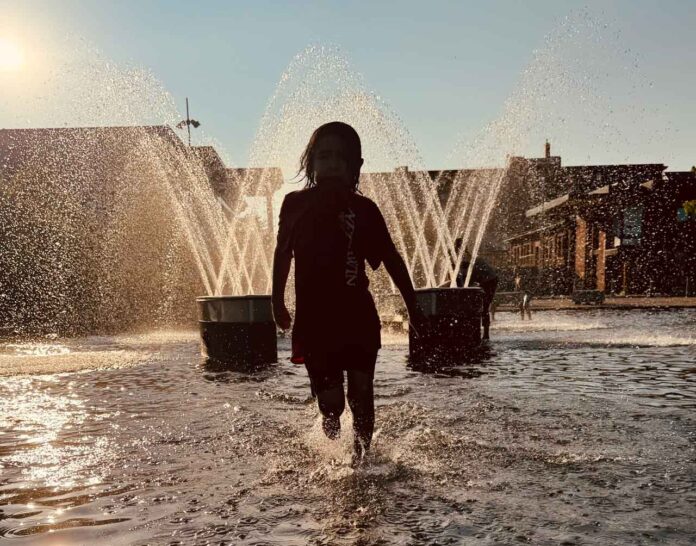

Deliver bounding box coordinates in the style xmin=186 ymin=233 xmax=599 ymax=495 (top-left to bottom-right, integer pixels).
xmin=347 ymin=369 xmax=375 ymax=458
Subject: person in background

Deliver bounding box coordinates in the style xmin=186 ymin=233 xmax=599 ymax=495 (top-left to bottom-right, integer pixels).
xmin=272 ymin=121 xmax=424 ymax=463
xmin=454 ymin=239 xmax=498 ymax=340
xmin=514 ymin=269 xmax=533 ymax=320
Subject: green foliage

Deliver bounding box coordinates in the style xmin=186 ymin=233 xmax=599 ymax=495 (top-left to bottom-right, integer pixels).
xmin=683 ymin=199 xmax=696 ymax=217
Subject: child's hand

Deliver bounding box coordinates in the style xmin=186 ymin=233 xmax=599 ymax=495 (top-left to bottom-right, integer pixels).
xmin=273 ymin=303 xmax=292 ymax=331
xmin=407 ymin=306 xmax=428 ymax=337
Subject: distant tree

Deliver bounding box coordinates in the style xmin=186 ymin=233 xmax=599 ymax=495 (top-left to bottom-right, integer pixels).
xmin=683 ymin=199 xmax=696 ymax=218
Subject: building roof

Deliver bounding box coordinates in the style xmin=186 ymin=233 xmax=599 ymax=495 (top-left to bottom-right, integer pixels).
xmin=665 ymin=170 xmax=696 ymax=185
xmin=191 ymin=145 xmax=226 ymax=173
xmin=0 ymin=126 xmax=286 ymax=203
xmin=564 ymin=163 xmax=666 ymax=195
xmin=525 ymin=194 xmax=571 ymax=217
xmin=521 ymin=163 xmax=669 ymax=218
xmin=588 ymin=185 xmax=610 ymax=195
xmin=0 ymin=125 xmax=182 ymax=176
xmin=504 ymin=221 xmax=567 ymax=242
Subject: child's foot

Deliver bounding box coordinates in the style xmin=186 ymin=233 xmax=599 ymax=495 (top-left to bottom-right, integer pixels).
xmin=349 ymin=452 xmax=364 ymax=469
xmin=350 ymin=447 xmax=366 ymax=468
xmin=322 ymin=416 xmax=340 ymax=440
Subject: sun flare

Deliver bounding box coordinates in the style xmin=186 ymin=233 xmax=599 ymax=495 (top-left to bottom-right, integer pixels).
xmin=0 ymin=38 xmax=24 ymax=70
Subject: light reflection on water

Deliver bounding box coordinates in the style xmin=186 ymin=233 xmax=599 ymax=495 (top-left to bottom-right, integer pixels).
xmin=0 ymin=310 xmax=694 ymax=544
xmin=4 ymin=343 xmax=71 ymax=356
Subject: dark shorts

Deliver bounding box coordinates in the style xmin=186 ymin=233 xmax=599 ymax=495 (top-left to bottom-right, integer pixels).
xmin=304 ymin=344 xmax=378 ymax=395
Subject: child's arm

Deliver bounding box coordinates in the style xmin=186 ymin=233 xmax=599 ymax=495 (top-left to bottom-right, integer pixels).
xmin=383 ymin=250 xmax=426 ymax=331
xmin=366 ymin=201 xmax=425 ymax=331
xmin=272 ymin=247 xmax=292 ymax=330
xmin=272 ymin=195 xmax=293 ymax=330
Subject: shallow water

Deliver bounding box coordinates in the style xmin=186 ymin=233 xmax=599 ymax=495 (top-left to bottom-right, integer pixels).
xmin=1 ymin=309 xmax=695 ymax=545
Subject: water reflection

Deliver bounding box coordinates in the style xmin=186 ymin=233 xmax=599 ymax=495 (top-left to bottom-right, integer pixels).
xmin=199 ymin=358 xmax=280 ymax=384
xmin=0 ymin=376 xmax=117 ymax=540
xmin=200 ymin=356 xmax=277 ymax=375
xmin=3 ymin=342 xmax=71 ymax=357
xmin=407 ymin=343 xmax=494 ymax=378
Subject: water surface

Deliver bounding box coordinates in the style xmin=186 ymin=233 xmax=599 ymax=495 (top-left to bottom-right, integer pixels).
xmin=1 ymin=310 xmax=695 ymax=545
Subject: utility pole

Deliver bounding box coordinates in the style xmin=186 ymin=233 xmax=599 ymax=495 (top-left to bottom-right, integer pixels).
xmin=176 ymin=97 xmax=200 ymax=146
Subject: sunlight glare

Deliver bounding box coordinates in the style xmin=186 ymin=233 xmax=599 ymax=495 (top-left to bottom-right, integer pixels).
xmin=0 ymin=38 xmax=24 ymax=70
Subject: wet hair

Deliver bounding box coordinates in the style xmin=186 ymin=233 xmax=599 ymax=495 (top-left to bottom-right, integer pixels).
xmin=298 ymin=121 xmax=362 ymax=191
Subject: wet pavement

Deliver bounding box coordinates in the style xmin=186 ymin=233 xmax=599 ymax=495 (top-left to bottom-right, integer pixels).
xmin=1 ymin=309 xmax=695 ymax=545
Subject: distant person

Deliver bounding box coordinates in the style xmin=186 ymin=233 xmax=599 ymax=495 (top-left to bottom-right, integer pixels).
xmin=272 ymin=121 xmax=424 ymax=463
xmin=514 ymin=270 xmax=533 ymax=320
xmin=454 ymin=239 xmax=498 ymax=340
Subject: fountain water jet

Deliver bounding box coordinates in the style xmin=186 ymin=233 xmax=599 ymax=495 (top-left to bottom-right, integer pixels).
xmin=1 ymin=12 xmax=668 ymax=351
xmin=0 ymin=38 xmax=277 ymax=336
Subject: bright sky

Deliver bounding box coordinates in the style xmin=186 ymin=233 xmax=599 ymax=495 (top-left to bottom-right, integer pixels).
xmin=1 ymin=0 xmax=694 ymax=171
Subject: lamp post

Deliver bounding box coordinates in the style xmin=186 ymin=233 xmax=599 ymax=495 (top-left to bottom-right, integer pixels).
xmin=176 ymin=97 xmax=200 ymax=146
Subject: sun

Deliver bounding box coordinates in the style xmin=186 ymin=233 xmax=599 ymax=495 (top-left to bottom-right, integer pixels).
xmin=0 ymin=38 xmax=24 ymax=71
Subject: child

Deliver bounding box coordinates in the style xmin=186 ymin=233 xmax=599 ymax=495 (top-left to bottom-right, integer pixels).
xmin=272 ymin=121 xmax=423 ymax=461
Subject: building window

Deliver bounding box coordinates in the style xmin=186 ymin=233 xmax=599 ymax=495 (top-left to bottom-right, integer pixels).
xmin=622 ymin=205 xmax=644 ymax=245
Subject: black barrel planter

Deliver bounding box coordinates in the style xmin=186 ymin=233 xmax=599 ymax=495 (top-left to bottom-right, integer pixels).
xmin=197 ymin=295 xmax=277 ymax=368
xmin=409 ymin=287 xmax=484 ymax=364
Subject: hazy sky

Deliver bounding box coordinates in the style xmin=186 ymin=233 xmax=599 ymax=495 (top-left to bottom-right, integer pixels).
xmin=1 ymin=0 xmax=694 ymax=171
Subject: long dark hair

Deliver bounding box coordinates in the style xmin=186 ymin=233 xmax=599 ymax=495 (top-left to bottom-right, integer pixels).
xmin=298 ymin=121 xmax=362 ymax=191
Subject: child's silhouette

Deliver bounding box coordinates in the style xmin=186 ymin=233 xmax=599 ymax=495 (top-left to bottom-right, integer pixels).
xmin=272 ymin=122 xmax=423 ymax=461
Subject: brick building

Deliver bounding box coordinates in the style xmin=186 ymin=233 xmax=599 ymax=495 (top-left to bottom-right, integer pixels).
xmin=360 ymin=144 xmax=695 ymax=297
xmin=505 ymin=155 xmax=696 ymax=296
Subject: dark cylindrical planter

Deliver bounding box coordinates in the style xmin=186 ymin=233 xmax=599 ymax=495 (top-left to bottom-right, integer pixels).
xmin=409 ymin=287 xmax=484 ymax=364
xmin=197 ymin=295 xmax=277 ymax=368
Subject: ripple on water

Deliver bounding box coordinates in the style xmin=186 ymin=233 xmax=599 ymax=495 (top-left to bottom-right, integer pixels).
xmin=0 ymin=312 xmax=695 ymax=544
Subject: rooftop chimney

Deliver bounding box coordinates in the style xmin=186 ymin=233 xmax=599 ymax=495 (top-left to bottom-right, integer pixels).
xmin=545 ymin=140 xmax=551 ymax=159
